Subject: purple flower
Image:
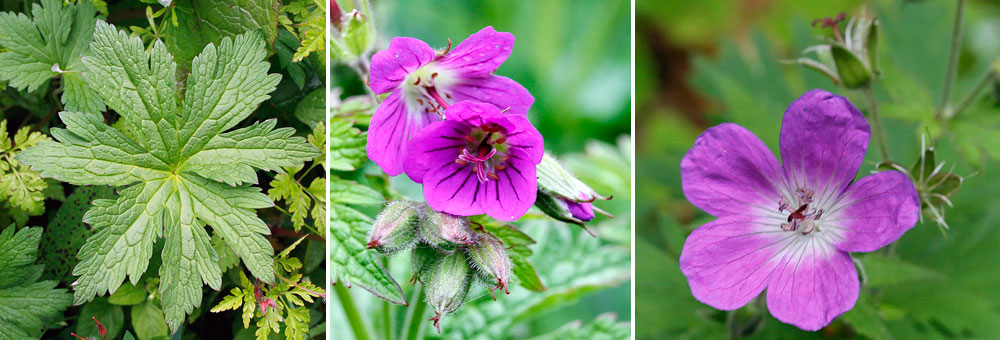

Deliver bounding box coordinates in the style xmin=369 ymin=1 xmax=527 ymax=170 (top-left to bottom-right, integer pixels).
xmin=403 ymin=101 xmax=543 ymax=221
xmin=367 ymin=26 xmax=534 ymax=176
xmin=678 ymin=89 xmax=920 ymax=331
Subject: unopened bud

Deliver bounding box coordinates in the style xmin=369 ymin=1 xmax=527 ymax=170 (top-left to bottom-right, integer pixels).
xmin=466 ymin=232 xmax=512 ymax=300
xmin=410 ymin=244 xmax=440 ymax=284
xmin=831 ymin=44 xmax=872 ymax=89
xmin=367 ymin=201 xmax=421 ymax=253
xmin=343 ymin=10 xmax=375 ymax=59
xmin=426 ymin=251 xmax=472 ymax=334
xmin=535 ymin=153 xmax=611 ymax=230
xmin=421 ymin=208 xmax=477 ymax=250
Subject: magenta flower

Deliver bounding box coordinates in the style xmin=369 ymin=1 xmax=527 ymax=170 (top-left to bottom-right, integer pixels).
xmin=403 ymin=101 xmax=543 ymax=221
xmin=367 ymin=26 xmax=534 ymax=176
xmin=678 ymin=89 xmax=920 ymax=331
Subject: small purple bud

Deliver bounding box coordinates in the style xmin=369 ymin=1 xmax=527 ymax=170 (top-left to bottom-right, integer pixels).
xmin=420 ymin=208 xmax=477 ymax=249
xmin=565 ymin=199 xmax=595 ymax=222
xmin=425 ymin=251 xmax=472 ymax=334
xmin=367 ymin=201 xmax=421 ymax=253
xmin=466 ymin=232 xmax=512 ymax=300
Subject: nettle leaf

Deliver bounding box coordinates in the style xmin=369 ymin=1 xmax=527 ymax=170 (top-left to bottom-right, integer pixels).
xmin=329 ymin=203 xmax=406 ymax=305
xmin=328 ymin=120 xmax=367 ymax=171
xmin=0 ymin=0 xmax=105 ymax=113
xmin=16 ymin=21 xmax=318 ymax=333
xmin=0 ymin=225 xmax=73 ymax=339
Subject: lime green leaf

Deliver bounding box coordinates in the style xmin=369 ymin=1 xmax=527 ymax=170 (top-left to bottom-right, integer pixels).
xmin=0 ymin=0 xmax=105 ymax=113
xmin=328 ymin=120 xmax=367 ymax=171
xmin=284 ymin=306 xmax=310 ymax=340
xmin=108 ymin=282 xmax=147 ymax=305
xmin=329 ymin=204 xmax=406 ymax=305
xmin=0 ymin=226 xmax=73 ymax=339
xmin=0 ymin=120 xmax=51 ymax=216
xmin=17 ymin=22 xmax=316 ymax=333
xmin=330 ymin=178 xmax=384 ymax=206
xmin=131 ymin=299 xmax=169 ymax=340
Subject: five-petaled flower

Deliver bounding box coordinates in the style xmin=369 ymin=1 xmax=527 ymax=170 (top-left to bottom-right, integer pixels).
xmin=367 ymin=26 xmax=534 ymax=176
xmin=679 ymin=89 xmax=920 ymax=331
xmin=404 ymin=101 xmax=543 ymax=221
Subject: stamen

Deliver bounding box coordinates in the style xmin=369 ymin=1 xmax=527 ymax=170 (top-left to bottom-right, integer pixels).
xmin=457 ymin=149 xmax=497 ymax=183
xmin=413 ymin=77 xmax=421 ymax=86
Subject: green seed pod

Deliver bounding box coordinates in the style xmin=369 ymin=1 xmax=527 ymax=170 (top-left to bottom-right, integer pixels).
xmin=465 ymin=232 xmax=512 ymax=300
xmin=425 ymin=251 xmax=472 ymax=333
xmin=831 ymin=44 xmax=872 ymax=89
xmin=410 ymin=243 xmax=441 ymax=285
xmin=367 ymin=201 xmax=421 ymax=253
xmin=420 ymin=208 xmax=476 ymax=250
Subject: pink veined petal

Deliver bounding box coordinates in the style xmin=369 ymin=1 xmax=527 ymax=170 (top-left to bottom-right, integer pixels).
xmin=422 ymin=157 xmax=486 ymax=217
xmin=480 ymin=148 xmax=537 ymax=221
xmin=766 ymin=246 xmax=858 ymax=331
xmin=500 ymin=114 xmax=544 ymax=163
xmin=448 ymin=75 xmax=535 ymax=116
xmin=403 ymin=120 xmax=469 ymax=184
xmin=830 ymin=171 xmax=920 ymax=253
xmin=369 ymin=37 xmax=436 ymax=94
xmin=680 ymin=123 xmax=787 ymax=217
xmin=437 ymin=26 xmax=515 ymax=78
xmin=679 ymin=215 xmax=794 ymax=310
xmin=779 ymin=89 xmax=870 ymax=197
xmin=446 ymin=101 xmax=511 ymax=128
xmin=367 ymin=90 xmax=439 ymax=176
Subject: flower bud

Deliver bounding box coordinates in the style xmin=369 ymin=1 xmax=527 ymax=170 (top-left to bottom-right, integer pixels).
xmin=535 ymin=153 xmax=610 ymax=229
xmin=465 ymin=232 xmax=512 ymax=300
xmin=789 ymin=11 xmax=880 ymax=89
xmin=367 ymin=201 xmax=421 ymax=253
xmin=831 ymin=44 xmax=872 ymax=89
xmin=342 ymin=10 xmax=375 ymax=59
xmin=426 ymin=251 xmax=472 ymax=333
xmin=420 ymin=208 xmax=477 ymax=250
xmin=410 ymin=243 xmax=440 ymax=284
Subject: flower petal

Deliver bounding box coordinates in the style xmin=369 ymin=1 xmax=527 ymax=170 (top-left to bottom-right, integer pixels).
xmin=566 ymin=201 xmax=595 ymax=221
xmin=367 ymin=90 xmax=439 ymax=176
xmin=437 ymin=26 xmax=514 ymax=78
xmin=369 ymin=37 xmax=436 ymax=94
xmin=766 ymin=247 xmax=858 ymax=331
xmin=500 ymin=114 xmax=544 ymax=163
xmin=423 ymin=160 xmax=486 ymax=217
xmin=403 ymin=120 xmax=469 ymax=184
xmin=448 ymin=75 xmax=534 ymax=115
xmin=680 ymin=123 xmax=787 ymax=217
xmin=679 ymin=215 xmax=794 ymax=310
xmin=779 ymin=89 xmax=869 ymax=198
xmin=829 ymin=171 xmax=920 ymax=252
xmin=480 ymin=148 xmax=537 ymax=221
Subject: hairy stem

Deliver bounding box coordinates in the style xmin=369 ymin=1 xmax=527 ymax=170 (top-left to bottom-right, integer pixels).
xmin=335 ymin=283 xmax=374 ymax=340
xmin=949 ymin=66 xmax=997 ymax=120
xmin=936 ymin=0 xmax=966 ymax=119
xmin=400 ymin=285 xmax=428 ymax=340
xmin=862 ymin=86 xmax=891 ymax=161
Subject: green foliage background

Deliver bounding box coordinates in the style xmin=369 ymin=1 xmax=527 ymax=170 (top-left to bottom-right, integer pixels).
xmin=329 ymin=0 xmax=631 ymax=339
xmin=636 ymin=0 xmax=1000 ymax=338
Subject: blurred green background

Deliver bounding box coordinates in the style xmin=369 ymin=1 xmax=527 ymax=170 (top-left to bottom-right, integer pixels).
xmin=637 ymin=0 xmax=1000 ymax=339
xmin=330 ymin=0 xmax=631 ymax=338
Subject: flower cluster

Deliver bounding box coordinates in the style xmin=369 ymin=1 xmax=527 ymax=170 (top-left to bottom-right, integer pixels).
xmin=679 ymin=89 xmax=920 ymax=330
xmin=366 ymin=201 xmax=512 ymax=333
xmin=366 ymin=26 xmax=542 ymax=221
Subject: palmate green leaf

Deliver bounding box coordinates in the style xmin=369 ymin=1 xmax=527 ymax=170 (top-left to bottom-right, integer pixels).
xmin=0 ymin=0 xmax=105 ymax=113
xmin=17 ymin=21 xmax=318 ymax=333
xmin=160 ymin=0 xmax=280 ymax=74
xmin=0 ymin=226 xmax=73 ymax=340
xmin=329 ymin=204 xmax=406 ymax=305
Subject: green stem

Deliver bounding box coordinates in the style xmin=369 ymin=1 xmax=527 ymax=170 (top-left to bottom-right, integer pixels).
xmin=949 ymin=66 xmax=996 ymax=120
xmin=862 ymin=86 xmax=891 ymax=162
xmin=334 ymin=283 xmax=373 ymax=340
xmin=936 ymin=0 xmax=966 ymax=119
xmin=400 ymin=285 xmax=428 ymax=340
xmin=380 ymin=301 xmax=393 ymax=340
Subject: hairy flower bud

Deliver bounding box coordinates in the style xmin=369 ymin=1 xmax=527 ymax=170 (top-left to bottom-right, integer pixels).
xmin=466 ymin=232 xmax=512 ymax=300
xmin=410 ymin=243 xmax=440 ymax=284
xmin=787 ymin=11 xmax=880 ymax=89
xmin=535 ymin=153 xmax=611 ymax=229
xmin=420 ymin=208 xmax=477 ymax=250
xmin=367 ymin=201 xmax=421 ymax=253
xmin=426 ymin=251 xmax=472 ymax=333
